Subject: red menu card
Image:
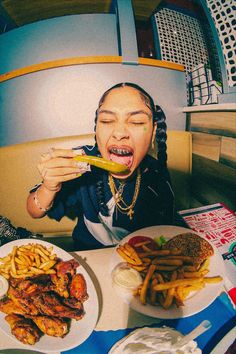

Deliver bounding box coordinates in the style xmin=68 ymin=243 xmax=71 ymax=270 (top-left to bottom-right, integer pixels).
xmin=178 ymin=203 xmax=236 ymax=305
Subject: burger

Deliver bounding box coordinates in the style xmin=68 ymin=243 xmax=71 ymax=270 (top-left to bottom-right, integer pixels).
xmin=163 ymin=232 xmax=214 ymax=266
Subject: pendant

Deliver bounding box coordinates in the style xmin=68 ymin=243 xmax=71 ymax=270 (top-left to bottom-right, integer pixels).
xmin=127 ymin=208 xmax=134 ymax=220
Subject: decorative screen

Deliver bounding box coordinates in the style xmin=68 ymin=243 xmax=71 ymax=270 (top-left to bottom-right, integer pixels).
xmin=206 ymin=0 xmax=235 ymax=87
xmin=153 ymin=7 xmax=209 ymax=73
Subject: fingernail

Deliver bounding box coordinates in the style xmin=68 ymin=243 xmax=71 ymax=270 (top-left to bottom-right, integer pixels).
xmin=76 ymin=162 xmax=89 ymax=169
xmin=72 ymin=148 xmax=85 ymax=156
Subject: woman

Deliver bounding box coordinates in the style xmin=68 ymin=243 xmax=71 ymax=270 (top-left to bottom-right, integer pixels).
xmin=27 ymin=83 xmax=175 ymax=250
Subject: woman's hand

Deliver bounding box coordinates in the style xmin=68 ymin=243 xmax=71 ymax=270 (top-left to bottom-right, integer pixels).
xmin=27 ymin=148 xmax=89 ymax=219
xmin=37 ymin=148 xmax=88 ymax=192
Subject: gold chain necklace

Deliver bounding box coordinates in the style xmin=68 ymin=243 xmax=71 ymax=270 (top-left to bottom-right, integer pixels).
xmin=108 ymin=168 xmax=141 ymax=220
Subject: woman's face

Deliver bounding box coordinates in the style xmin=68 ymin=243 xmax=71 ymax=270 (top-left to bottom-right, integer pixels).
xmin=96 ymin=86 xmax=156 ymax=179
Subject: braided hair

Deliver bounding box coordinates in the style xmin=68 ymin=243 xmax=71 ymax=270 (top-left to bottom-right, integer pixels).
xmin=94 ymin=82 xmax=168 ymax=216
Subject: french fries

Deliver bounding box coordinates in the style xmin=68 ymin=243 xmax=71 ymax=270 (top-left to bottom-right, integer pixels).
xmin=152 ymin=277 xmax=204 ymax=291
xmin=0 ymin=243 xmax=57 ymax=279
xmin=116 ymin=240 xmax=223 ymax=310
xmin=203 ymin=276 xmax=223 ymax=284
xmin=140 ymin=264 xmax=156 ymax=305
xmin=116 ymin=244 xmax=142 ymax=265
xmin=162 ymin=271 xmax=177 ymax=309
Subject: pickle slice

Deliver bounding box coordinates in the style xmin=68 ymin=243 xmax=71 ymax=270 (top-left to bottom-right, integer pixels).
xmin=74 ymin=155 xmax=130 ymax=174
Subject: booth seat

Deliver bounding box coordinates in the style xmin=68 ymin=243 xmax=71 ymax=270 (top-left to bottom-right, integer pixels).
xmin=0 ymin=131 xmax=192 ymax=247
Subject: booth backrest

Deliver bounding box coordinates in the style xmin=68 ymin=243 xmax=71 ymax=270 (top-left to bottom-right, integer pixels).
xmin=0 ymin=131 xmax=192 ymax=235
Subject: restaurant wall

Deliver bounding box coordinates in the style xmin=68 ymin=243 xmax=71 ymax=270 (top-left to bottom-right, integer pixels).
xmin=0 ymin=14 xmax=118 ymax=72
xmin=187 ymin=110 xmax=236 ymax=210
xmin=0 ymin=14 xmax=187 ymax=147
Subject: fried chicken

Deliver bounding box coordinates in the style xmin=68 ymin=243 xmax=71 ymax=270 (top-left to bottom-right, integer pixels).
xmin=69 ymin=273 xmax=88 ymax=302
xmin=8 ymin=286 xmax=39 ymax=316
xmin=62 ymin=297 xmax=84 ymax=310
xmin=0 ymin=258 xmax=89 ymax=345
xmin=0 ymin=297 xmax=28 ymax=316
xmin=5 ymin=314 xmax=41 ymax=345
xmin=32 ymin=292 xmax=84 ymax=320
xmin=7 ymin=286 xmax=39 ymax=315
xmin=10 ymin=274 xmax=52 ymax=296
xmin=31 ymin=315 xmax=69 ymax=337
xmin=50 ymin=259 xmax=80 ymax=298
xmin=51 ymin=273 xmax=70 ymax=298
xmin=55 ymin=259 xmax=80 ymax=277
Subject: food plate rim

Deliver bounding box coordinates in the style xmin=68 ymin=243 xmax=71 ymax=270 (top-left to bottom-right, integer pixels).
xmin=110 ymin=225 xmax=226 ymax=319
xmin=0 ymin=238 xmax=99 ymax=352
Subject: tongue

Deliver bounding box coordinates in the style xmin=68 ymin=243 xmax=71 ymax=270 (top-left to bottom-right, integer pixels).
xmin=110 ymin=153 xmax=132 ymax=167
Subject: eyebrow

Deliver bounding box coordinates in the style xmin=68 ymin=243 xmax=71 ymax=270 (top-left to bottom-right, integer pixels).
xmin=129 ymin=110 xmax=152 ymax=118
xmin=98 ymin=109 xmax=115 ymax=115
xmin=98 ymin=109 xmax=152 ymax=118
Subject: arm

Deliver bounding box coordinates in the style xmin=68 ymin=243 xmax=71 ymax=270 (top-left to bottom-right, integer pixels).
xmin=27 ymin=148 xmax=87 ymax=218
xmin=27 ymin=184 xmax=59 ymax=218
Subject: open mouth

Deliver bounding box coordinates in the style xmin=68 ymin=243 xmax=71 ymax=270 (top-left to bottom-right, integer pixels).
xmin=108 ymin=146 xmax=134 ymax=169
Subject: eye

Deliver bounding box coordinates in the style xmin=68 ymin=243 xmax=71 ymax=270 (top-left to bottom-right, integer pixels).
xmin=129 ymin=118 xmax=147 ymax=125
xmin=129 ymin=113 xmax=150 ymax=125
xmin=97 ymin=116 xmax=115 ymax=124
xmin=130 ymin=121 xmax=145 ymax=125
xmin=99 ymin=119 xmax=114 ymax=124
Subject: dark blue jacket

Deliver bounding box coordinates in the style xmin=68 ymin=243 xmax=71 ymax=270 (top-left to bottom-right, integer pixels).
xmin=46 ymin=145 xmax=174 ymax=250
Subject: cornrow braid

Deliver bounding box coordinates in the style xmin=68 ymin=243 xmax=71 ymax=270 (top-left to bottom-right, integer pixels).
xmin=154 ymin=105 xmax=168 ymax=168
xmin=93 ymin=109 xmax=109 ymax=215
xmin=94 ymin=108 xmax=110 ymax=216
xmin=94 ymin=109 xmax=99 ymax=148
xmin=96 ymin=179 xmax=109 ymax=216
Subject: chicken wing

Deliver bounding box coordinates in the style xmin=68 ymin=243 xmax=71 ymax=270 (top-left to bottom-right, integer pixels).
xmin=11 ymin=272 xmax=69 ymax=299
xmin=0 ymin=297 xmax=27 ymax=316
xmin=0 ymin=257 xmax=89 ymax=346
xmin=69 ymin=273 xmax=88 ymax=302
xmin=62 ymin=297 xmax=84 ymax=310
xmin=50 ymin=259 xmax=80 ymax=298
xmin=32 ymin=293 xmax=84 ymax=320
xmin=50 ymin=273 xmax=70 ymax=298
xmin=7 ymin=286 xmax=39 ymax=315
xmin=55 ymin=259 xmax=80 ymax=277
xmin=10 ymin=274 xmax=52 ymax=296
xmin=5 ymin=314 xmax=41 ymax=345
xmin=31 ymin=315 xmax=69 ymax=337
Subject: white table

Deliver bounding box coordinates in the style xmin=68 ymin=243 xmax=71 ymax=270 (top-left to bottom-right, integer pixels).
xmin=1 ymin=246 xmax=234 ymax=354
xmin=0 ymin=247 xmax=158 ymax=354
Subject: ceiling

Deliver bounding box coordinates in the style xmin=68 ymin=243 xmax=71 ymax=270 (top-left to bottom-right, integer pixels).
xmin=0 ymin=0 xmax=162 ymax=34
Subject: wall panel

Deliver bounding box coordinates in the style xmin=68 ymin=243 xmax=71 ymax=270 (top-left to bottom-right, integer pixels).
xmin=0 ymin=13 xmax=186 ymax=147
xmin=188 ymin=111 xmax=236 ymax=210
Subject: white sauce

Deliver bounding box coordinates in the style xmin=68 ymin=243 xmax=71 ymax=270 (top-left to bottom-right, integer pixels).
xmin=112 ymin=263 xmax=142 ymax=290
xmin=109 ymin=327 xmax=202 ymax=354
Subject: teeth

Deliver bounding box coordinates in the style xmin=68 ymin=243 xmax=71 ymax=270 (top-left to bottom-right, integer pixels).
xmin=110 ymin=148 xmax=132 ymax=156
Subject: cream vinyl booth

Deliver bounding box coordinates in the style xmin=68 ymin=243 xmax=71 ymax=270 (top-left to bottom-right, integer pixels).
xmin=0 ymin=131 xmax=192 ymax=245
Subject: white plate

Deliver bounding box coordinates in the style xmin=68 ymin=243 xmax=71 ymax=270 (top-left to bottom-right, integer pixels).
xmin=110 ymin=225 xmax=225 ymax=319
xmin=0 ymin=239 xmax=99 ymax=352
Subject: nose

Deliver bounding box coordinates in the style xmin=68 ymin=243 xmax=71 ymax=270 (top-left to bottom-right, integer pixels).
xmin=112 ymin=122 xmax=129 ymax=141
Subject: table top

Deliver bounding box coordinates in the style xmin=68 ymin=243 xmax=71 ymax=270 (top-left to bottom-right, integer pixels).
xmin=0 ymin=246 xmax=235 ymax=354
